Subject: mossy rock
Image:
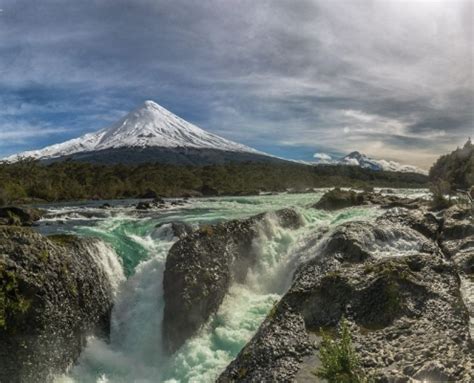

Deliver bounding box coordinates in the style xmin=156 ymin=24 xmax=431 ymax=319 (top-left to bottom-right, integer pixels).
xmin=0 ymin=262 xmax=31 ymax=329
xmin=0 ymin=226 xmax=115 ymax=382
xmin=0 ymin=206 xmax=44 ymax=226
xmin=314 ymin=188 xmax=365 ymax=210
xmin=47 ymin=233 xmax=80 ymax=246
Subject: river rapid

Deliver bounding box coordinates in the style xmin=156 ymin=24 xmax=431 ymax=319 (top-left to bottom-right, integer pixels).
xmin=33 ymin=189 xmax=429 ymax=383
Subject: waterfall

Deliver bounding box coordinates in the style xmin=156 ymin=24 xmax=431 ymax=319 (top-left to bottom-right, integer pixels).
xmin=51 ymin=193 xmax=384 ymax=382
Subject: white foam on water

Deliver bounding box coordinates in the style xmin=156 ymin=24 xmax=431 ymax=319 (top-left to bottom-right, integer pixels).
xmin=85 ymin=241 xmax=126 ymax=295
xmin=160 ymin=207 xmax=383 ymax=382
xmin=52 ymin=192 xmax=414 ymax=383
xmin=368 ymin=227 xmax=428 ymax=258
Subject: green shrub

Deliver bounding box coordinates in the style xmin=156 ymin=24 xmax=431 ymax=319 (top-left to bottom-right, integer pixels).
xmin=429 ymin=179 xmax=454 ymax=210
xmin=430 ymin=192 xmax=452 ymax=210
xmin=314 ymin=318 xmax=368 ymax=383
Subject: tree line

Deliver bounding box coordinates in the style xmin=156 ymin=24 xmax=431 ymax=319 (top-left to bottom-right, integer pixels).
xmin=0 ymin=159 xmax=428 ymax=205
xmin=429 ymin=138 xmax=473 ymax=193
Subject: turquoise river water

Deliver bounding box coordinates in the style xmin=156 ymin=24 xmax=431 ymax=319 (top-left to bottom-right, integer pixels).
xmin=33 ymin=189 xmax=429 ymax=383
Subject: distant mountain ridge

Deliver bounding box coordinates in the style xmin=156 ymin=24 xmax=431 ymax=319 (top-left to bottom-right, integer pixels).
xmin=4 ymin=100 xmax=427 ymax=174
xmin=4 ymin=100 xmax=276 ymax=165
xmin=313 ymin=151 xmax=427 ymax=175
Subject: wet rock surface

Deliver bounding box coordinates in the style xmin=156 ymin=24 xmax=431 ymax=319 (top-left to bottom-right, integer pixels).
xmin=312 ymin=188 xmax=426 ymax=211
xmin=136 ymin=197 xmax=186 ymax=210
xmin=162 ymin=208 xmax=303 ymax=354
xmin=155 ymin=221 xmax=194 ymax=239
xmin=219 ymin=202 xmax=473 ymax=382
xmin=0 ymin=206 xmax=44 ymax=226
xmin=0 ymin=227 xmax=116 ymax=383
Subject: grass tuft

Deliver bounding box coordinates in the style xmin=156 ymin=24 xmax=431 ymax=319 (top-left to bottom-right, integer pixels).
xmin=314 ymin=317 xmax=369 ymax=383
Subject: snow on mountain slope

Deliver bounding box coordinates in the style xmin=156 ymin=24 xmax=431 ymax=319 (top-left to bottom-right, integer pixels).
xmin=312 ymin=151 xmax=427 ymax=174
xmin=341 ymin=151 xmax=427 ymax=174
xmin=4 ymin=101 xmax=260 ymax=162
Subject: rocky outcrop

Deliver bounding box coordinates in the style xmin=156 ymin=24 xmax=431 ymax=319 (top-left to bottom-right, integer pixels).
xmin=0 ymin=206 xmax=44 ymax=226
xmin=162 ymin=208 xmax=303 ymax=354
xmin=0 ymin=227 xmax=118 ymax=383
xmin=155 ymin=221 xmax=194 ymax=239
xmin=439 ymin=205 xmax=474 ymax=346
xmin=313 ymin=188 xmax=426 ymax=211
xmin=313 ymin=188 xmax=366 ymax=210
xmin=439 ymin=205 xmax=474 ymax=260
xmin=136 ymin=197 xmax=166 ymax=210
xmin=136 ymin=198 xmax=187 ymax=210
xmin=219 ymin=206 xmax=473 ymax=382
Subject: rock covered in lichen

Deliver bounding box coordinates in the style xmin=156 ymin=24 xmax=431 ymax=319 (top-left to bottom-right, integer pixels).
xmin=0 ymin=226 xmax=118 ymax=383
xmin=0 ymin=206 xmax=44 ymax=226
xmin=313 ymin=188 xmax=426 ymax=211
xmin=162 ymin=208 xmax=303 ymax=354
xmin=219 ymin=206 xmax=473 ymax=382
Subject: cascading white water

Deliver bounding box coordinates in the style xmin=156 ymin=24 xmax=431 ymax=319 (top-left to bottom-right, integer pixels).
xmin=84 ymin=241 xmax=126 ymax=295
xmin=49 ymin=192 xmax=426 ymax=382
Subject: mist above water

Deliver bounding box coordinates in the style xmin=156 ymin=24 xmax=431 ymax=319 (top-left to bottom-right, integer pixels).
xmin=50 ymin=190 xmax=428 ymax=382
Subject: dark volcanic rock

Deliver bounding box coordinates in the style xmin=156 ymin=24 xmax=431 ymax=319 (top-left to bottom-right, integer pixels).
xmin=440 ymin=205 xmax=474 ymax=258
xmin=439 ymin=205 xmax=474 ymax=341
xmin=170 ymin=222 xmax=193 ymax=238
xmin=313 ymin=188 xmax=365 ymax=210
xmin=135 ymin=197 xmax=166 ymax=210
xmin=155 ymin=221 xmax=194 ymax=239
xmin=381 ymin=207 xmax=441 ymax=240
xmin=0 ymin=206 xmax=44 ymax=226
xmin=136 ymin=201 xmax=152 ymax=210
xmin=219 ymin=208 xmax=473 ymax=382
xmin=0 ymin=227 xmax=117 ymax=383
xmin=162 ymin=208 xmax=303 ymax=354
xmin=219 ymin=305 xmax=313 ymax=382
xmin=313 ymin=188 xmax=426 ymax=211
xmin=315 ymin=215 xmax=436 ymax=265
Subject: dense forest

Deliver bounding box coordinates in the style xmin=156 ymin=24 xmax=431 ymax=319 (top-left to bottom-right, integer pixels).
xmin=429 ymin=139 xmax=474 ymax=192
xmin=0 ymin=159 xmax=427 ymax=204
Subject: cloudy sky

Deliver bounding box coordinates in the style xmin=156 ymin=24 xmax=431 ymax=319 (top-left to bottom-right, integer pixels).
xmin=0 ymin=0 xmax=472 ymax=168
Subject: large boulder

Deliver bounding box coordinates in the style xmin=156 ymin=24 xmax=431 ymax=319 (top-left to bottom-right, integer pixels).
xmin=313 ymin=189 xmax=426 ymax=211
xmin=381 ymin=207 xmax=441 ymax=240
xmin=219 ymin=208 xmax=473 ymax=382
xmin=154 ymin=221 xmax=194 ymax=239
xmin=0 ymin=206 xmax=44 ymax=226
xmin=313 ymin=188 xmax=365 ymax=210
xmin=0 ymin=227 xmax=120 ymax=382
xmin=135 ymin=197 xmax=166 ymax=210
xmin=439 ymin=205 xmax=474 ymax=344
xmin=439 ymin=205 xmax=474 ymax=258
xmin=162 ymin=208 xmax=303 ymax=354
xmin=314 ymin=215 xmax=437 ymax=265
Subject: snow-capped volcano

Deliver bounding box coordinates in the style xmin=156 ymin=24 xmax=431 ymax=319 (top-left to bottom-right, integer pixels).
xmin=312 ymin=151 xmax=427 ymax=175
xmin=5 ymin=101 xmax=261 ymax=162
xmin=341 ymin=151 xmax=427 ymax=174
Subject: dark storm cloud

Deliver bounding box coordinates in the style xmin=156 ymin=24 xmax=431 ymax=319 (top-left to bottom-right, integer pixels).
xmin=408 ymin=116 xmax=472 ymax=135
xmin=0 ymin=0 xmax=472 ymax=167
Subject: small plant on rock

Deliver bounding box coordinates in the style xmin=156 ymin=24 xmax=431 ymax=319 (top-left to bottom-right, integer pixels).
xmin=199 ymin=224 xmax=214 ymax=236
xmin=430 ymin=180 xmax=453 ymax=210
xmin=314 ymin=317 xmax=368 ymax=383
